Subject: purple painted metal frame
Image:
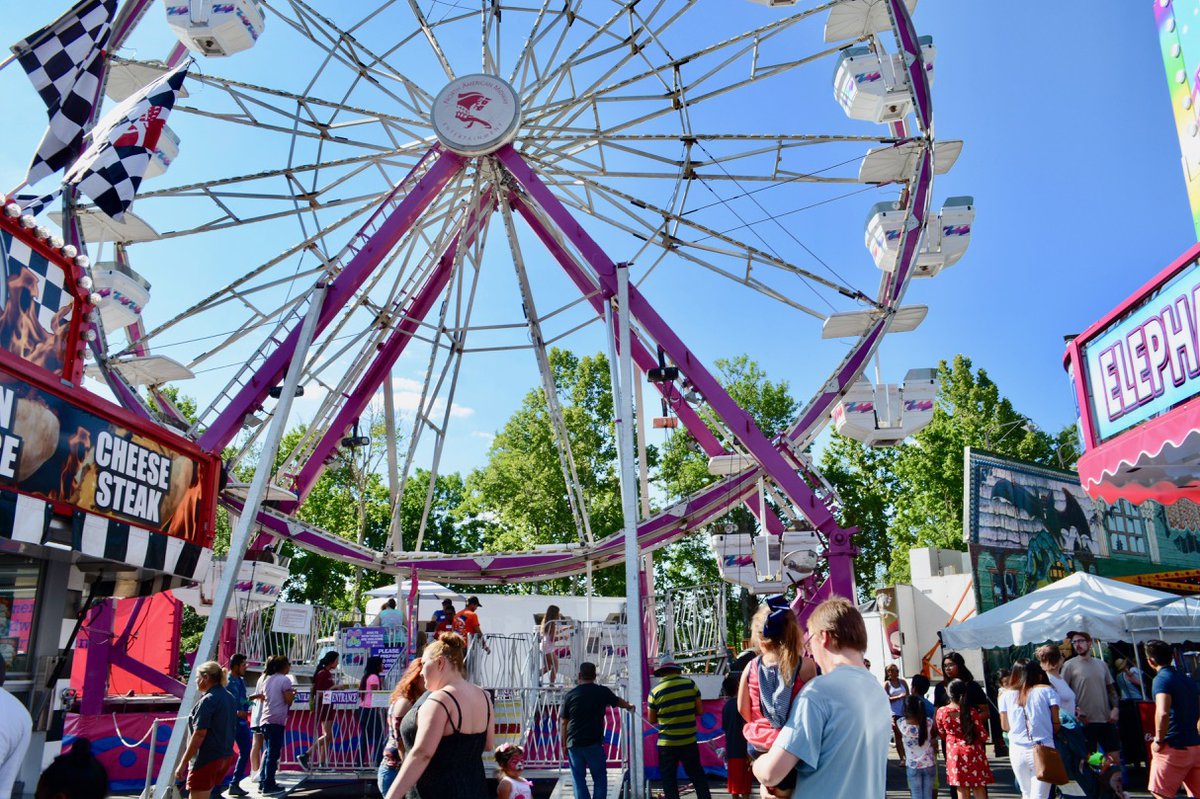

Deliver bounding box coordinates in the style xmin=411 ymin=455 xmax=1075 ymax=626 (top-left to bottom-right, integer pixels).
xmin=198 ymin=148 xmax=466 ymax=454
xmin=284 ymin=189 xmax=496 ymax=508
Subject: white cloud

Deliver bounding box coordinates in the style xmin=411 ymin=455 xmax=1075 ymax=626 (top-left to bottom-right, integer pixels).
xmin=390 ymin=376 xmax=475 ymax=419
xmin=469 ymin=431 xmax=496 ymax=443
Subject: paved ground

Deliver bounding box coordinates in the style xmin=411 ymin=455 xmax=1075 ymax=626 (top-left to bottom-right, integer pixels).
xmin=274 ymin=755 xmax=1163 ymax=798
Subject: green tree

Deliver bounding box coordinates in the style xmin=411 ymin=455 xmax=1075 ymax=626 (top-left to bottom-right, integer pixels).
xmin=654 ymin=355 xmax=799 ymax=587
xmin=818 ymin=435 xmax=897 ymax=597
xmin=464 ymin=348 xmax=651 ymax=595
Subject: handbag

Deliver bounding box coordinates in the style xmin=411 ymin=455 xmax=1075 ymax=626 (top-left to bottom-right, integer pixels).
xmin=1024 ymin=692 xmax=1069 ymax=785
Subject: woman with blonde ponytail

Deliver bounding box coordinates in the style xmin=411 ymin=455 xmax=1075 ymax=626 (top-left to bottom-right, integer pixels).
xmin=387 ymin=633 xmax=494 ymax=799
xmin=737 ymin=596 xmax=816 ymax=798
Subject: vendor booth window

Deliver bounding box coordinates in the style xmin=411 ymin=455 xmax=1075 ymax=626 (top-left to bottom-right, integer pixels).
xmin=1105 ymin=499 xmax=1148 ymax=556
xmin=0 ymin=557 xmax=40 ymax=674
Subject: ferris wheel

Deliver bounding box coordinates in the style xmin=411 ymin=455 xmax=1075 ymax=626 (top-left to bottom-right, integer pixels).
xmin=33 ymin=0 xmax=970 ymax=590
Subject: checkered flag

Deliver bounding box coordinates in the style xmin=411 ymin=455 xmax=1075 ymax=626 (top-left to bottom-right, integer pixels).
xmin=11 ymin=0 xmax=118 ymax=184
xmin=14 ymin=190 xmax=64 ymax=219
xmin=65 ymin=62 xmax=189 ymax=221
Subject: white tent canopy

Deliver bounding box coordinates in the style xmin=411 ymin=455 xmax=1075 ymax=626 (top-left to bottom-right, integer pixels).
xmin=1125 ymin=595 xmax=1200 ymax=644
xmin=940 ymin=572 xmax=1175 ymax=649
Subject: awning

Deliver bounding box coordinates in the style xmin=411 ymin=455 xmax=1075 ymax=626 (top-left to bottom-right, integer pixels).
xmin=1075 ymin=393 xmax=1200 ymax=506
xmin=940 ymin=572 xmax=1174 ymax=649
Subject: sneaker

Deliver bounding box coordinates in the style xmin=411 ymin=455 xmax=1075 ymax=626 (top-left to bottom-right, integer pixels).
xmin=228 ymin=786 xmax=249 ymax=797
xmin=297 ymin=752 xmax=309 ymax=771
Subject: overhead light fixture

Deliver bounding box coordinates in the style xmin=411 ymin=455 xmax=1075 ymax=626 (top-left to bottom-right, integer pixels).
xmin=269 ymin=385 xmax=304 ymax=399
xmin=341 ymin=420 xmax=370 ymax=449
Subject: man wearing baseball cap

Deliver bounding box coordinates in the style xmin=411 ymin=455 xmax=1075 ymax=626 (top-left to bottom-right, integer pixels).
xmin=648 ymin=657 xmax=711 ymax=799
xmin=561 ymin=662 xmax=635 ymax=799
xmin=430 ymin=598 xmax=456 ymax=635
xmin=452 ymin=595 xmax=491 ymax=654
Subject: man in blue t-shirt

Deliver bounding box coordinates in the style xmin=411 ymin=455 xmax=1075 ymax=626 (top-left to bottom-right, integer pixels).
xmin=1146 ymin=639 xmax=1200 ymax=798
xmin=752 ymin=598 xmax=892 ymax=799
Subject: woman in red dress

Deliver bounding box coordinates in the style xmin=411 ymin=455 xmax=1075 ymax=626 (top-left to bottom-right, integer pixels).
xmin=935 ymin=678 xmax=994 ymax=799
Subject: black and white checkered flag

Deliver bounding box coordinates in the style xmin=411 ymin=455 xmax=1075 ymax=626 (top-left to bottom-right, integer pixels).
xmin=65 ymin=62 xmax=189 ymax=222
xmin=14 ymin=190 xmax=64 ymax=219
xmin=11 ymin=0 xmax=118 ymax=185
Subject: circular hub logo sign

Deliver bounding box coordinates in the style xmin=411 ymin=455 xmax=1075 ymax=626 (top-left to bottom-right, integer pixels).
xmin=431 ymin=74 xmax=521 ymax=156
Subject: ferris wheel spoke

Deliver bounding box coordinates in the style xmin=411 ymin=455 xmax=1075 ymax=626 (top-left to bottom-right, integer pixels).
xmin=506 ymin=0 xmax=557 ymax=87
xmin=524 ymin=0 xmax=685 ymax=136
xmin=528 ymin=158 xmax=876 ymax=307
xmin=406 ymin=0 xmax=458 ymax=81
xmin=262 ymin=0 xmax=437 ymax=117
xmin=500 ymin=193 xmax=593 ymax=545
xmin=518 ymin=1 xmax=642 ymax=105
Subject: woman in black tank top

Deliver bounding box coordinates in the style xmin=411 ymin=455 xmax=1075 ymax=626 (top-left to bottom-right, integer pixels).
xmin=386 ymin=633 xmax=494 ymax=799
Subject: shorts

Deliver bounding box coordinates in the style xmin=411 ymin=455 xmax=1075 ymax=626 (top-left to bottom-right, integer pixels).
xmin=1150 ymin=743 xmax=1200 ymax=797
xmin=187 ymin=755 xmax=236 ymax=792
xmin=726 ymin=756 xmax=752 ymax=795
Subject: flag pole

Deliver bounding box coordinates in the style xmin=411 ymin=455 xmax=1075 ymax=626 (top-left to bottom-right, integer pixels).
xmin=0 ymin=54 xmax=17 ymax=72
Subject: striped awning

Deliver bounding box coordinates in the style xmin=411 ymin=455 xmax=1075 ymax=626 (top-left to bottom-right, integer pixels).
xmin=0 ymin=489 xmax=211 ymax=595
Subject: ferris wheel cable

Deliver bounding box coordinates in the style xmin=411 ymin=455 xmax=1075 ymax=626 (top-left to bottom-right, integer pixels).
xmin=505 ymin=0 xmax=557 ymax=86
xmin=130 ymin=150 xmax=420 ymax=202
xmin=692 ymin=140 xmax=861 ymax=303
xmin=502 ymin=194 xmax=594 ymax=545
xmin=525 ymin=158 xmax=874 ymax=307
xmin=265 ymin=0 xmax=438 ymax=113
xmin=281 ymin=178 xmax=489 ymax=483
xmin=275 ymin=190 xmax=479 ymax=478
xmin=117 ymin=196 xmax=381 ymax=347
xmin=517 ymin=0 xmax=661 ymax=105
xmin=512 ymin=171 xmax=832 ymax=318
xmin=703 ymin=184 xmax=883 ymax=240
xmin=520 ymin=5 xmax=840 ymax=126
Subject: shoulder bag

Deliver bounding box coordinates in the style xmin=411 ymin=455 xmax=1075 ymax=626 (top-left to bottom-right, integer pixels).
xmin=1024 ymin=689 xmax=1068 ymax=785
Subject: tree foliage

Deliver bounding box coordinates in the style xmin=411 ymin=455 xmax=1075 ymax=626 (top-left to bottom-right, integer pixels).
xmin=464 ymin=349 xmax=639 ymax=594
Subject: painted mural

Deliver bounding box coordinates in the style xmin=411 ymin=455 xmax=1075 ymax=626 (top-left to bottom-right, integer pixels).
xmin=965 ymin=450 xmax=1200 ymax=613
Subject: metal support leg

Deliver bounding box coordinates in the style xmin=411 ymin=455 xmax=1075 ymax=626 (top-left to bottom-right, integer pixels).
xmin=153 ymin=283 xmax=329 ymax=799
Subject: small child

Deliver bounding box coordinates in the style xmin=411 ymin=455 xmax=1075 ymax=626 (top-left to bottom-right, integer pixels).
xmin=738 ymin=596 xmax=816 ymax=799
xmin=495 ymin=743 xmax=532 ymax=799
xmin=720 ymin=674 xmax=751 ymax=799
xmin=898 ymin=694 xmax=937 ymax=799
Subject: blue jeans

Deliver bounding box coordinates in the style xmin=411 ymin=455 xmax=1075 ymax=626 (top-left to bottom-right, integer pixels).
xmin=568 ymin=743 xmax=608 ymax=799
xmin=233 ymin=721 xmax=253 ymax=782
xmin=377 ymin=761 xmax=399 ymax=797
xmin=260 ymin=723 xmax=285 ymax=790
xmin=906 ymin=765 xmax=935 ymax=799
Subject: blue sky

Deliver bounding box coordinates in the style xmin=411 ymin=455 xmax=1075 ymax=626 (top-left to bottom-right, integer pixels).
xmin=0 ymin=2 xmax=1192 ymax=479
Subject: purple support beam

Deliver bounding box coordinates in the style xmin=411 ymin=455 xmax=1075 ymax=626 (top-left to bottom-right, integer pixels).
xmin=284 ymin=190 xmax=495 ymax=508
xmin=198 ymin=147 xmax=465 ymax=454
xmin=110 ymin=650 xmax=186 ymax=698
xmin=498 ymin=147 xmax=842 ymax=549
xmin=80 ymin=599 xmax=115 ymax=715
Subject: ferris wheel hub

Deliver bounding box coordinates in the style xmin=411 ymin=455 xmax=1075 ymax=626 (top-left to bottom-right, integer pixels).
xmin=431 ymin=74 xmax=521 ymax=157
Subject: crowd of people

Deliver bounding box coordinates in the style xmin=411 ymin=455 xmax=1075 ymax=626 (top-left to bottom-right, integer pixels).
xmin=25 ymin=594 xmax=1200 ymax=799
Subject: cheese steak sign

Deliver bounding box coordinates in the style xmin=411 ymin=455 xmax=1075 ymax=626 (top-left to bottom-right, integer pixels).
xmin=1082 ymin=253 xmax=1200 ymax=441
xmin=0 ymin=358 xmax=216 ymax=546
